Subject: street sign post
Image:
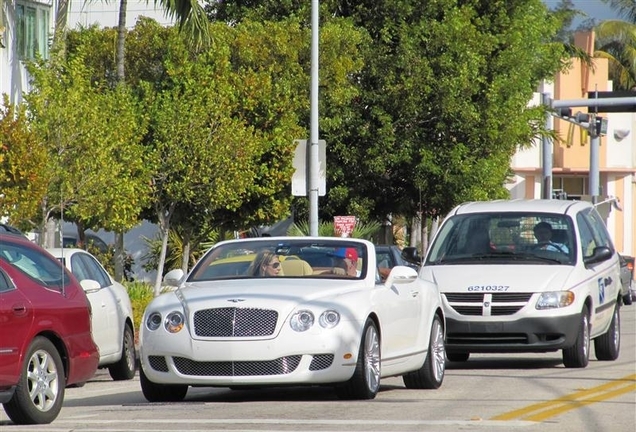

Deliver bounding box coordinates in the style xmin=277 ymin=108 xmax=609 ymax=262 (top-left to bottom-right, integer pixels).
xmin=292 ymin=139 xmax=326 ymax=197
xmin=334 ymin=216 xmax=357 ymax=237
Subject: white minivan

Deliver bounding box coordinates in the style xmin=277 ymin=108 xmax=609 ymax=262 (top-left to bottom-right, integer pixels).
xmin=421 ymin=199 xmax=622 ymax=368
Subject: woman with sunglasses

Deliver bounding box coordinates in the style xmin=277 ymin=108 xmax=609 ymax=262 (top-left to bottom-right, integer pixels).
xmin=247 ymin=250 xmax=282 ymax=277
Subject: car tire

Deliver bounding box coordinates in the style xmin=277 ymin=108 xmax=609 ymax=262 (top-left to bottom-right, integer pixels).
xmin=622 ymin=290 xmax=633 ymax=306
xmin=3 ymin=337 xmax=65 ymax=425
xmin=594 ymin=303 xmax=620 ymax=361
xmin=108 ymin=324 xmax=136 ymax=381
xmin=403 ymin=315 xmax=445 ymax=389
xmin=446 ymin=352 xmax=470 ymax=362
xmin=139 ymin=367 xmax=188 ymax=402
xmin=562 ymin=305 xmax=590 ymax=368
xmin=335 ymin=318 xmax=380 ymax=400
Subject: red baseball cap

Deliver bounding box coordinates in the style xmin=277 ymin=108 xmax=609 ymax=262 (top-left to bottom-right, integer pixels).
xmin=335 ymin=247 xmax=358 ymax=261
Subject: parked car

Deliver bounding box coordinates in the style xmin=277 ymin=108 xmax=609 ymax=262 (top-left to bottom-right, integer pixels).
xmin=0 ymin=223 xmax=26 ymax=236
xmin=62 ymin=232 xmax=110 ymax=254
xmin=375 ymin=244 xmax=420 ymax=280
xmin=421 ymin=199 xmax=622 ymax=368
xmin=139 ymin=237 xmax=446 ymax=402
xmin=47 ymin=248 xmax=136 ymax=381
xmin=0 ymin=233 xmax=99 ymax=424
xmin=619 ymin=254 xmax=634 ymax=306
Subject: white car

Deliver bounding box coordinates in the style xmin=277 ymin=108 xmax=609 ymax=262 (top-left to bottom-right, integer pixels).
xmin=421 ymin=199 xmax=622 ymax=367
xmin=139 ymin=237 xmax=445 ymax=401
xmin=48 ymin=248 xmax=137 ymax=380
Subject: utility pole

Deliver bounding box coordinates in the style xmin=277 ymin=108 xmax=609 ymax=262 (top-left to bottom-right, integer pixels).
xmin=308 ymin=0 xmax=320 ymax=236
xmin=542 ymin=93 xmax=553 ymax=199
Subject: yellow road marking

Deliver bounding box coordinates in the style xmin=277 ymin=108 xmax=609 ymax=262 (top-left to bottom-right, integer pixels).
xmin=491 ymin=374 xmax=636 ymax=422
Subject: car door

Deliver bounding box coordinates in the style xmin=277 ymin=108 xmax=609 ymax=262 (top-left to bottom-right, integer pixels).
xmin=375 ymin=274 xmax=423 ymax=358
xmin=69 ymin=252 xmax=120 ymax=358
xmin=576 ymin=209 xmax=621 ymax=337
xmin=0 ymin=266 xmax=33 ymax=386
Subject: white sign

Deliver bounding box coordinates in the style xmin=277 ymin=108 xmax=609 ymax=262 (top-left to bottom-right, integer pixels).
xmin=334 ymin=215 xmax=357 ymax=237
xmin=292 ymin=139 xmax=326 ymax=196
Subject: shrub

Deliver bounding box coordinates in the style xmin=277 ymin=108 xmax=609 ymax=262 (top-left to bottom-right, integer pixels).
xmin=124 ymin=280 xmax=155 ymax=335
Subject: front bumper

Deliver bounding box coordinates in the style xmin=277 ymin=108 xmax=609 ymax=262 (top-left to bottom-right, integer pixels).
xmin=140 ymin=322 xmax=361 ymax=386
xmin=445 ymin=313 xmax=581 ymax=353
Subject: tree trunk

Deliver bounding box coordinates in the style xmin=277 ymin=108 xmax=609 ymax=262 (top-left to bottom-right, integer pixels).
xmin=116 ymin=0 xmax=127 ymax=82
xmin=114 ymin=233 xmax=125 ymax=282
xmin=153 ymin=203 xmax=175 ymax=297
xmin=181 ymin=239 xmax=191 ymax=275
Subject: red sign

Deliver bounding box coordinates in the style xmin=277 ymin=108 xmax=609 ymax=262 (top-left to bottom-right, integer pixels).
xmin=334 ymin=216 xmax=357 ymax=237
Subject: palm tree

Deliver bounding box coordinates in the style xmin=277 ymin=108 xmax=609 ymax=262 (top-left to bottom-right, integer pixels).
xmin=595 ymin=1 xmax=636 ymax=90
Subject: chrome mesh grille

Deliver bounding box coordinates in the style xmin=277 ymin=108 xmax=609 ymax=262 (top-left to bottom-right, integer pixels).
xmin=172 ymin=355 xmax=301 ymax=376
xmin=193 ymin=307 xmax=278 ymax=337
xmin=444 ymin=292 xmax=533 ymax=316
xmin=148 ymin=355 xmax=169 ymax=372
xmin=309 ymin=354 xmax=334 ymax=371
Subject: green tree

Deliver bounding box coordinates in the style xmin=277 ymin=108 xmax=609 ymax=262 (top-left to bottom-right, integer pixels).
xmin=0 ymin=96 xmax=50 ymax=231
xmin=209 ymin=0 xmax=569 ymax=226
xmin=20 ymin=54 xmax=150 ymax=246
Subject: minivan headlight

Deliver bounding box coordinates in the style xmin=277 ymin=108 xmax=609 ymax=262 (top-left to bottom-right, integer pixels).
xmin=536 ymin=291 xmax=575 ymax=309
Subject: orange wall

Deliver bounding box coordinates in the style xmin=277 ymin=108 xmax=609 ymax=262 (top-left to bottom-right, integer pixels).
xmin=553 ymin=32 xmax=609 ymax=171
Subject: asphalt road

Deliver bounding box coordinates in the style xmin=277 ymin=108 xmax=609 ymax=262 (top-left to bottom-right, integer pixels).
xmin=2 ymin=306 xmax=635 ymax=432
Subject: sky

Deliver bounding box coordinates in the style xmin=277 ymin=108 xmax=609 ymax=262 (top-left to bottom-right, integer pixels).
xmin=543 ymin=1 xmax=623 ymax=23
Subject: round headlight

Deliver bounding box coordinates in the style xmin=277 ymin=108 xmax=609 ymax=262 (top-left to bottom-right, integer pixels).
xmin=165 ymin=311 xmax=185 ymax=333
xmin=319 ymin=310 xmax=340 ymax=328
xmin=290 ymin=310 xmax=315 ymax=332
xmin=146 ymin=312 xmax=162 ymax=331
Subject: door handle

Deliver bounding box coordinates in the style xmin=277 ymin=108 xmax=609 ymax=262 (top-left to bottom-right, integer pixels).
xmin=12 ymin=303 xmax=27 ymax=316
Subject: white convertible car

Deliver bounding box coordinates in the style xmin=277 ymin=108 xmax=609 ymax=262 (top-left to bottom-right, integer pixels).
xmin=139 ymin=237 xmax=446 ymax=401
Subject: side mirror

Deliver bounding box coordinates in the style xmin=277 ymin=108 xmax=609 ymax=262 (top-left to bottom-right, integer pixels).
xmin=401 ymin=247 xmax=422 ymax=265
xmin=384 ymin=266 xmax=418 ymax=288
xmin=164 ymin=269 xmax=185 ymax=287
xmin=584 ymin=246 xmax=613 ymax=266
xmin=79 ymin=279 xmax=101 ymax=293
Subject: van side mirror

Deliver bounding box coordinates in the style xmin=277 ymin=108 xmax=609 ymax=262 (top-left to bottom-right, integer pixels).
xmin=401 ymin=247 xmax=422 ymax=265
xmin=584 ymin=246 xmax=612 ymax=266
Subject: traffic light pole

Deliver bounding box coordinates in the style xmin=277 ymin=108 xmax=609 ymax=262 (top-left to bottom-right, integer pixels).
xmin=542 ymin=93 xmax=553 ymax=199
xmin=548 ymin=96 xmax=635 ymax=204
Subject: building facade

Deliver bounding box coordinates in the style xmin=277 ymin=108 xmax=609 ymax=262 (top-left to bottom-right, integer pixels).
xmin=509 ymin=32 xmax=635 ymax=255
xmin=0 ymin=0 xmax=171 ymax=104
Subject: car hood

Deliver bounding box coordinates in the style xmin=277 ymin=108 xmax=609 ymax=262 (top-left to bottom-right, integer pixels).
xmin=420 ymin=265 xmax=575 ymax=293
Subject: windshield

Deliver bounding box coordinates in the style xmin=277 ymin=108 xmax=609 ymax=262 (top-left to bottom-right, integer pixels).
xmin=188 ymin=239 xmax=368 ymax=281
xmin=426 ymin=212 xmax=576 ymax=265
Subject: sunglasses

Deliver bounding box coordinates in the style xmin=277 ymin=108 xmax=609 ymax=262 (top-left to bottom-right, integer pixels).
xmin=268 ymin=262 xmax=281 ymax=269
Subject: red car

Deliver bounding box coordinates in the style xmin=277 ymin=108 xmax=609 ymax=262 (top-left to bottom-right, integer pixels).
xmin=0 ymin=232 xmax=99 ymax=424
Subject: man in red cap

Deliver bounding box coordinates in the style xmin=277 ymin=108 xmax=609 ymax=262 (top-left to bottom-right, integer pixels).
xmin=334 ymin=247 xmax=360 ymax=277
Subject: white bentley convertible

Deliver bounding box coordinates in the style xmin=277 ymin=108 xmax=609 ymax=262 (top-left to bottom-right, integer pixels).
xmin=139 ymin=237 xmax=445 ymax=401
